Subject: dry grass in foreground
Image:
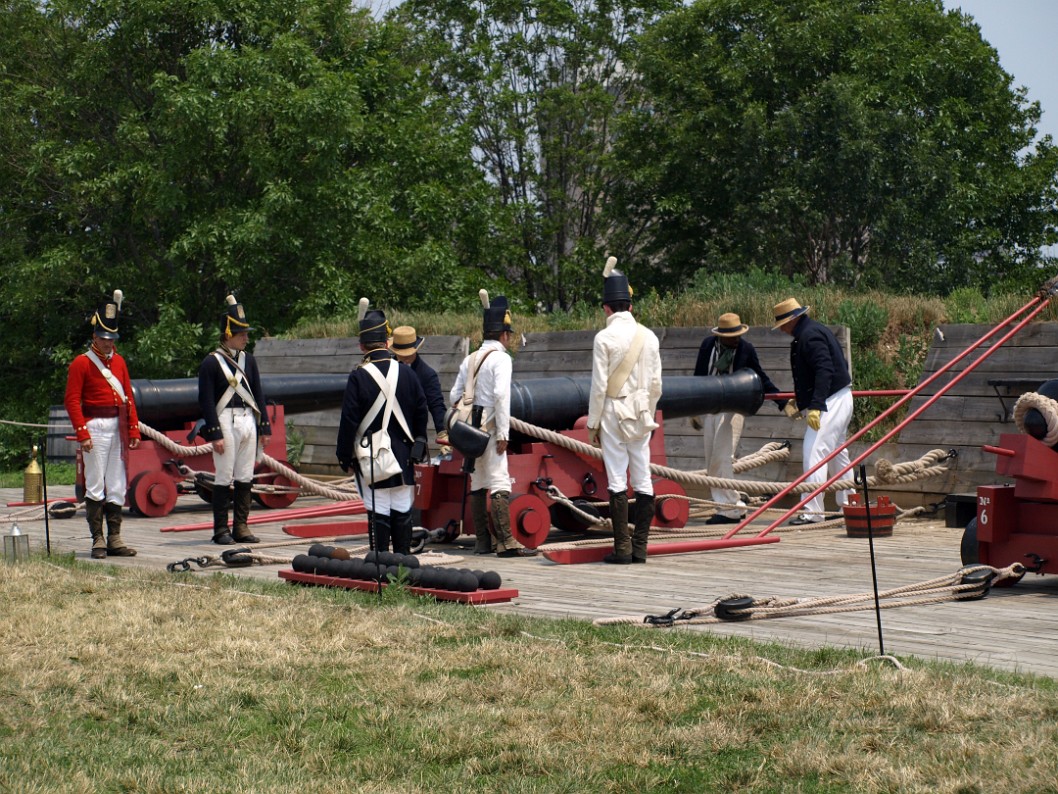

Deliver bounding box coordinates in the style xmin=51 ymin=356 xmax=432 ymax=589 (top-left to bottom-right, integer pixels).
xmin=2 ymin=556 xmax=1057 ymax=793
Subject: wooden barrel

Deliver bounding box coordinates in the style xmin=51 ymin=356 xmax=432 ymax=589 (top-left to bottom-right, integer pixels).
xmin=46 ymin=405 xmax=77 ymax=463
xmin=843 ymin=494 xmax=896 ymax=538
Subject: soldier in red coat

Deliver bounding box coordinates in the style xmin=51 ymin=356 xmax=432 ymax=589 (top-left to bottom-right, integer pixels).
xmin=64 ymin=291 xmax=140 ymax=559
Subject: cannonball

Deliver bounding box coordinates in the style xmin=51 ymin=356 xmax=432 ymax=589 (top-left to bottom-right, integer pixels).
xmin=407 ymin=567 xmax=424 ymax=586
xmin=386 ymin=564 xmax=401 ymax=581
xmin=418 ymin=567 xmax=439 ymax=589
xmin=436 ymin=569 xmax=461 ymax=591
xmin=395 ymin=553 xmax=420 ymax=569
xmin=346 ymin=559 xmax=365 ymax=579
xmin=322 ymin=558 xmax=344 ymax=577
xmin=291 ymin=554 xmax=311 ymax=573
xmin=479 ymin=571 xmax=502 ymax=590
xmin=456 ymin=571 xmax=479 ymax=592
xmin=308 ymin=544 xmax=328 ymax=558
xmin=304 ymin=555 xmax=325 ymax=575
xmin=364 ymin=550 xmax=379 ymax=564
xmin=331 ymin=547 xmax=351 ymax=560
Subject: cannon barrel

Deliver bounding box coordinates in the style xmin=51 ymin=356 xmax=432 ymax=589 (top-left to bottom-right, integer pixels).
xmin=510 ymin=369 xmax=764 ymax=431
xmin=131 ymin=369 xmax=763 ymax=432
xmin=131 ymin=374 xmax=349 ymax=429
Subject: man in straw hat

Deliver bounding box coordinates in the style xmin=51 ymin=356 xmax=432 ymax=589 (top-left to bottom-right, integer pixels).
xmin=773 ymin=298 xmax=854 ymax=524
xmin=65 ymin=290 xmax=141 ymax=559
xmin=336 ymin=300 xmax=428 ymax=555
xmin=693 ymin=312 xmax=786 ymax=523
xmin=391 ymin=325 xmax=450 ymax=455
xmin=449 ymin=290 xmax=538 ymax=557
xmin=586 ymin=257 xmax=663 ymax=564
xmin=198 ymin=294 xmax=272 ymax=545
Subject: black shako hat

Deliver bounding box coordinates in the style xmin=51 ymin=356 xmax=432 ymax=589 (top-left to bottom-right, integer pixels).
xmin=480 ymin=289 xmax=513 ymax=334
xmin=602 ymin=256 xmax=632 ymax=304
xmin=357 ymin=297 xmax=391 ymax=344
xmin=221 ymin=293 xmax=254 ymax=336
xmin=91 ymin=290 xmax=124 ymax=339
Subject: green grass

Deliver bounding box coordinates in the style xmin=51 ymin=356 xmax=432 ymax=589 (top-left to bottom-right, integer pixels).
xmin=0 ymin=461 xmax=75 ymax=488
xmin=2 ymin=556 xmax=1057 ymax=793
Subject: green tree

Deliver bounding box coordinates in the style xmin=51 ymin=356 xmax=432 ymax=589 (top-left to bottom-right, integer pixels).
xmin=612 ymin=0 xmax=1058 ymax=293
xmin=395 ymin=0 xmax=681 ymax=309
xmin=0 ymin=0 xmax=499 ymax=463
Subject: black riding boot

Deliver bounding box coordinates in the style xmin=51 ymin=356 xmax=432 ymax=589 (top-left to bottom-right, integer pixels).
xmin=603 ymin=490 xmax=632 ymax=564
xmin=212 ymin=485 xmax=235 ymax=545
xmin=469 ymin=489 xmax=493 ymax=554
xmin=370 ymin=512 xmax=392 ymax=553
xmin=391 ymin=510 xmax=413 ymax=555
xmin=631 ymin=492 xmax=654 ymax=564
xmin=231 ymin=481 xmax=259 ymax=543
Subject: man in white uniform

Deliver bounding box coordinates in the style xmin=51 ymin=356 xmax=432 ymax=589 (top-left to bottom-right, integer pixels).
xmin=449 ymin=291 xmax=537 ymax=557
xmin=586 ymin=258 xmax=663 ymax=564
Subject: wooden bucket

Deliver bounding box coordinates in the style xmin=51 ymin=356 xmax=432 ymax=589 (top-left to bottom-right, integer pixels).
xmin=842 ymin=494 xmax=895 ymax=538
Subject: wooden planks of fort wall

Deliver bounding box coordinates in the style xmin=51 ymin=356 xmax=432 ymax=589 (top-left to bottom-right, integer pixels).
xmin=254 ymin=323 xmax=1058 ymax=507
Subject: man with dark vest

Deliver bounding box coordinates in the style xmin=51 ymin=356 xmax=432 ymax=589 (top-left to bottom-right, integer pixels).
xmin=336 ymin=300 xmax=429 ymax=555
xmin=773 ymin=298 xmax=854 ymax=524
xmin=693 ymin=312 xmax=786 ymax=523
xmin=391 ymin=325 xmax=450 ymax=455
xmin=586 ymin=258 xmax=663 ymax=564
xmin=198 ymin=294 xmax=271 ymax=545
xmin=449 ymin=291 xmax=537 ymax=557
xmin=64 ymin=290 xmax=140 ymax=558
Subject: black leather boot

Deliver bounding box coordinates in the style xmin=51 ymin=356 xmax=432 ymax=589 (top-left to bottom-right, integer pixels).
xmin=370 ymin=512 xmax=392 ymax=553
xmin=603 ymin=490 xmax=632 ymax=564
xmin=231 ymin=481 xmax=259 ymax=543
xmin=391 ymin=510 xmax=413 ymax=555
xmin=212 ymin=485 xmax=235 ymax=545
xmin=631 ymin=492 xmax=654 ymax=564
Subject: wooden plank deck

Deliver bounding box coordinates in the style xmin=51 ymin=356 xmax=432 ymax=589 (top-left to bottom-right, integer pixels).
xmin=9 ymin=486 xmax=1058 ymax=680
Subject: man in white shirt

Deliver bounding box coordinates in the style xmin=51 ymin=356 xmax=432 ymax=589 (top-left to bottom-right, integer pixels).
xmin=586 ymin=258 xmax=663 ymax=564
xmin=449 ymin=291 xmax=538 ymax=557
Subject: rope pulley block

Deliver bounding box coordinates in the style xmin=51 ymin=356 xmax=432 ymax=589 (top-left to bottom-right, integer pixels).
xmin=714 ymin=596 xmax=756 ymax=621
xmin=221 ymin=547 xmax=255 ymax=567
xmin=956 ymin=568 xmax=996 ymax=600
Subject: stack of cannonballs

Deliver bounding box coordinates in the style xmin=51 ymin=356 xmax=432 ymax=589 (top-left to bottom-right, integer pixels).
xmin=291 ymin=544 xmax=503 ymax=593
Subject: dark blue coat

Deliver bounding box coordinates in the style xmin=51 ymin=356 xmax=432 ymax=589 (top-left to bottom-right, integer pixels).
xmin=336 ymin=350 xmax=429 ymax=487
xmin=787 ymin=316 xmax=852 ymax=412
xmin=408 ymin=355 xmax=447 ymax=434
xmin=197 ymin=349 xmax=271 ymax=441
xmin=694 ymin=335 xmax=786 ymax=409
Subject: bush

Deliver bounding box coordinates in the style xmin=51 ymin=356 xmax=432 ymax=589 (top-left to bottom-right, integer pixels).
xmin=838 ymin=300 xmax=889 ymax=350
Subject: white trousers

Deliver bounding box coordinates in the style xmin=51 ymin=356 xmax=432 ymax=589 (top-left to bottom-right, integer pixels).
xmin=800 ymin=386 xmax=854 ymax=521
xmin=469 ymin=434 xmax=512 ymax=494
xmin=701 ymin=412 xmax=744 ymax=519
xmin=212 ymin=407 xmax=257 ymax=487
xmin=356 ymin=480 xmax=414 ymax=515
xmin=600 ymin=429 xmax=653 ymax=495
xmin=83 ymin=416 xmax=126 ymax=505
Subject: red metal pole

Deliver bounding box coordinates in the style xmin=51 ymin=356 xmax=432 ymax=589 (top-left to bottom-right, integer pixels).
xmin=747 ymin=298 xmax=1053 ymax=538
xmin=723 ymin=294 xmax=1047 ymax=541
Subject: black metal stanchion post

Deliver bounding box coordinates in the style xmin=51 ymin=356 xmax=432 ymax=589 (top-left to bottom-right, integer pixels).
xmin=856 ymin=464 xmax=885 ymax=656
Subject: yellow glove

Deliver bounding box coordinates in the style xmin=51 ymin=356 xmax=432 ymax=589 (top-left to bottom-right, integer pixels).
xmin=435 ymin=431 xmax=452 ymax=456
xmin=588 ymin=425 xmax=601 ymax=446
xmin=690 ymin=416 xmax=703 ymax=431
xmin=807 ymin=409 xmax=821 ymax=431
xmin=783 ymin=402 xmax=801 ymax=420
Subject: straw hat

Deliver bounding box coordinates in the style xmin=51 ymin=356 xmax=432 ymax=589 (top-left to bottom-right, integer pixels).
xmin=391 ymin=325 xmax=424 ymax=352
xmin=772 ymin=298 xmax=810 ymax=330
xmin=712 ymin=312 xmax=748 ymax=337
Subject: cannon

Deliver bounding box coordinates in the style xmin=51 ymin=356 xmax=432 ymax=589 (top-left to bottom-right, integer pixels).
xmin=963 ymin=377 xmax=1058 ymax=581
xmin=76 ymin=374 xmax=349 ymax=517
xmin=415 ymin=369 xmax=765 ymax=549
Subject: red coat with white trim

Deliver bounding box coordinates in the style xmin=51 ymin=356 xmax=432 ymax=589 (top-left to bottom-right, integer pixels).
xmin=64 ymin=350 xmax=141 ymax=443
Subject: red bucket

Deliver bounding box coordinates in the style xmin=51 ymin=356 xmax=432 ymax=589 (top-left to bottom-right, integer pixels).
xmin=842 ymin=494 xmax=895 ymax=538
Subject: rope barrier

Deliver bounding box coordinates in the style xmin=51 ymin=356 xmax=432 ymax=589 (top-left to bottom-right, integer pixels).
xmin=593 ymin=564 xmax=1025 ymax=626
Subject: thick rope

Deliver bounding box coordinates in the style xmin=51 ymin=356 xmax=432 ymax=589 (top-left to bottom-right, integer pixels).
xmin=509 ymin=417 xmax=950 ymax=495
xmin=1013 ymin=391 xmax=1058 ymax=446
xmin=593 ymin=564 xmax=1025 ymax=626
xmin=137 ymin=422 xmax=360 ymax=501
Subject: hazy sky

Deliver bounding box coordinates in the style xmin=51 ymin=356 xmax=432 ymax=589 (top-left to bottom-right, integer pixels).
xmin=944 ymin=0 xmax=1058 ymax=142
